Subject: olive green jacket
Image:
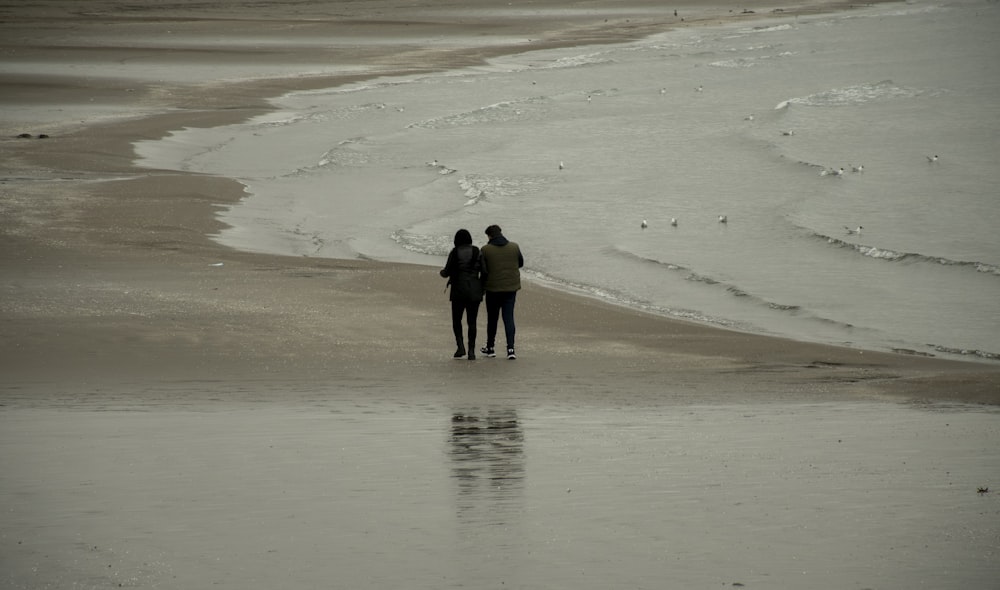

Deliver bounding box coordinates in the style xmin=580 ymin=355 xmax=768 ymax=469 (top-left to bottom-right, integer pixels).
xmin=480 ymin=236 xmax=523 ymax=292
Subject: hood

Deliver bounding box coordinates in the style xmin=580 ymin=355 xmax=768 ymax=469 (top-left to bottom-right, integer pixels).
xmin=488 ymin=236 xmax=509 ymax=247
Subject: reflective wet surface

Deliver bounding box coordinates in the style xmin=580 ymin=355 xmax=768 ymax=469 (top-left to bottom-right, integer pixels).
xmin=2 ymin=396 xmax=998 ymax=589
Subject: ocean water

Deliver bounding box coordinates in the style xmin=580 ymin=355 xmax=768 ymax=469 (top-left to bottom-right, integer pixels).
xmin=135 ymin=0 xmax=1000 ymax=361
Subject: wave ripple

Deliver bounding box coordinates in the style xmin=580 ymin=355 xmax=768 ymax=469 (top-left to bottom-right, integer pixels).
xmin=815 ymin=232 xmax=1000 ymax=277
xmin=776 ymin=80 xmax=926 ymax=108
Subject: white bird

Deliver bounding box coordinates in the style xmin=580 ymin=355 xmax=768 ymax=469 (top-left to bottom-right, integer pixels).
xmin=641 ymin=219 xmax=648 ymax=229
xmin=695 ymin=85 xmax=704 ymax=92
xmin=428 ymin=159 xmax=439 ymax=167
xmin=718 ymin=215 xmax=728 ymax=224
xmin=670 ymin=218 xmax=678 ymax=227
xmin=926 ymin=154 xmax=939 ymax=163
xmin=659 ymin=87 xmax=667 ymax=94
xmin=851 ymin=164 xmax=864 ymax=173
xmin=558 ymin=161 xmax=565 ymax=170
xmin=744 ymin=114 xmax=754 ymax=121
xmin=844 ymin=225 xmax=863 ymax=235
xmin=781 ymin=130 xmax=795 ymax=136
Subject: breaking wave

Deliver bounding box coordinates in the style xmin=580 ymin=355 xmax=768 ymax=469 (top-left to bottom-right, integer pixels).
xmin=390 ymin=230 xmax=452 ymax=257
xmin=406 ymin=96 xmax=549 ymax=129
xmin=316 ymin=137 xmax=371 ymax=168
xmin=745 ymin=24 xmax=794 ymax=33
xmin=610 ymin=248 xmax=808 ymax=314
xmin=522 ymin=269 xmax=749 ymax=331
xmin=927 ymin=345 xmax=1000 ymax=362
xmin=775 ymin=79 xmax=927 ymax=108
xmin=813 ymin=232 xmax=1000 ymax=277
xmin=456 ymin=174 xmax=544 ymax=206
xmin=536 ymin=51 xmax=615 ymax=70
xmin=709 ymin=47 xmax=795 ymax=69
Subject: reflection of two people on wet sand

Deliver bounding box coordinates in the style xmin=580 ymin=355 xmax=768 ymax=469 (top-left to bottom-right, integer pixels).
xmin=449 ymin=409 xmax=524 ymax=525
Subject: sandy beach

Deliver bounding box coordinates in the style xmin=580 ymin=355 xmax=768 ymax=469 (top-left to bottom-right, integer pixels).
xmin=2 ymin=0 xmax=997 ymax=403
xmin=2 ymin=1 xmax=999 ymax=588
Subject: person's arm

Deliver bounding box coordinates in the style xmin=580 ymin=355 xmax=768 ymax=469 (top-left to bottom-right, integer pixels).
xmin=479 ymin=249 xmax=490 ymax=282
xmin=440 ymin=249 xmax=456 ymax=278
xmin=472 ymin=247 xmax=483 ymax=274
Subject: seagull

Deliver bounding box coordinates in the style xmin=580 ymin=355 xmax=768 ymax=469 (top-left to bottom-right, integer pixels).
xmin=670 ymin=218 xmax=678 ymax=227
xmin=781 ymin=130 xmax=795 ymax=136
xmin=695 ymin=85 xmax=704 ymax=92
xmin=558 ymin=161 xmax=565 ymax=170
xmin=851 ymin=164 xmax=864 ymax=173
xmin=926 ymin=154 xmax=939 ymax=163
xmin=428 ymin=159 xmax=439 ymax=167
xmin=718 ymin=215 xmax=728 ymax=224
xmin=844 ymin=225 xmax=863 ymax=235
xmin=744 ymin=114 xmax=754 ymax=121
xmin=641 ymin=219 xmax=648 ymax=229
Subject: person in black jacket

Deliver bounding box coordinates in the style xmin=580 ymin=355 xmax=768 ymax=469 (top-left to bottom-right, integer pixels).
xmin=440 ymin=228 xmax=484 ymax=360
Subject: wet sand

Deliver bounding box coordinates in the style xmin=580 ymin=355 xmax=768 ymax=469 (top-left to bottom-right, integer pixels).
xmin=2 ymin=0 xmax=997 ymax=404
xmin=3 ymin=400 xmax=998 ymax=589
xmin=2 ymin=0 xmax=999 ymax=588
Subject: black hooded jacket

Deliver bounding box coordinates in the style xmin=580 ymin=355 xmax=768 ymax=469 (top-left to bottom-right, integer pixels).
xmin=440 ymin=244 xmax=484 ymax=302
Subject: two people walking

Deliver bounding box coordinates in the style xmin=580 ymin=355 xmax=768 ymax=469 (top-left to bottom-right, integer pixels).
xmin=440 ymin=224 xmax=523 ymax=360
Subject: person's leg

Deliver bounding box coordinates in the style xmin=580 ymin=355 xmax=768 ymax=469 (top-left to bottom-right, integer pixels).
xmin=500 ymin=291 xmax=517 ymax=356
xmin=466 ymin=301 xmax=480 ymax=360
xmin=482 ymin=292 xmax=500 ymax=355
xmin=451 ymin=300 xmax=466 ymax=358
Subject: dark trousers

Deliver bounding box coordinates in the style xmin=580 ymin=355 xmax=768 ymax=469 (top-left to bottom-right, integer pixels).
xmin=451 ymin=300 xmax=480 ymax=348
xmin=484 ymin=291 xmax=517 ymax=350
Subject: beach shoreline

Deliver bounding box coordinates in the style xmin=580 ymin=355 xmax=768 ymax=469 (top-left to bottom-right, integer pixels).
xmin=3 ymin=4 xmax=1000 ymax=589
xmin=2 ymin=0 xmax=998 ymax=406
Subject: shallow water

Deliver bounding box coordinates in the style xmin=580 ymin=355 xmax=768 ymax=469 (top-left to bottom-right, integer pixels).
xmin=2 ymin=396 xmax=998 ymax=589
xmin=134 ymin=0 xmax=1000 ymax=361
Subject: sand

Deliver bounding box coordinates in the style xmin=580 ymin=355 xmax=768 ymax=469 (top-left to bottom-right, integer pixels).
xmin=2 ymin=1 xmax=999 ymax=588
xmin=2 ymin=0 xmax=997 ymax=404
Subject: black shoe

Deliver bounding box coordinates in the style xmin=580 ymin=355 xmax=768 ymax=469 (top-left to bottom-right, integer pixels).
xmin=454 ymin=347 xmax=466 ymax=359
xmin=480 ymin=346 xmax=496 ymax=358
xmin=468 ymin=351 xmax=476 ymax=360
xmin=507 ymin=347 xmax=516 ymax=360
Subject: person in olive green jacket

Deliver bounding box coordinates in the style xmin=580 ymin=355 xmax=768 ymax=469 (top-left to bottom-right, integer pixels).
xmin=479 ymin=224 xmax=524 ymax=359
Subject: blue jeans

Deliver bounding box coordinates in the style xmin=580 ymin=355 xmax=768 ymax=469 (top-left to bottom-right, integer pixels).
xmin=484 ymin=291 xmax=517 ymax=350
